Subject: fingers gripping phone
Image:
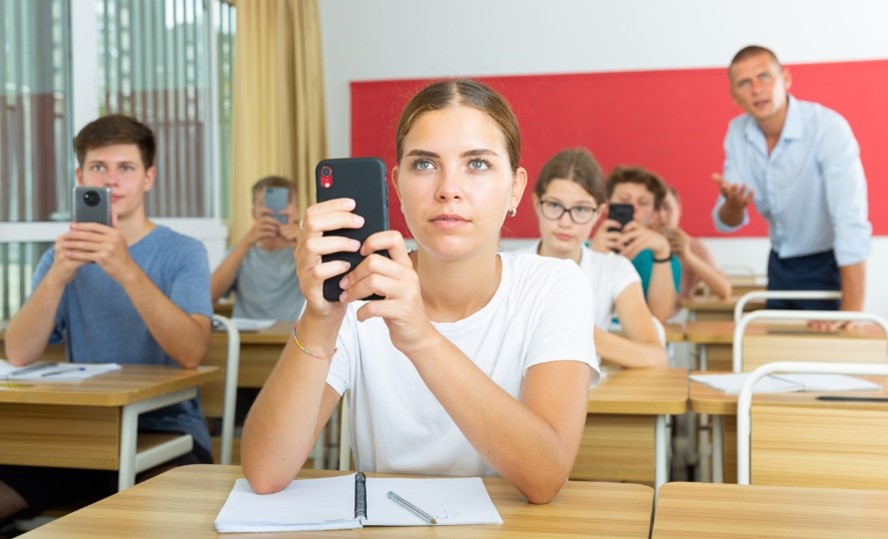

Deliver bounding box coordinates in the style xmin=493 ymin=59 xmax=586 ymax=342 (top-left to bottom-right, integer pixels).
xmin=607 ymin=203 xmax=634 ymax=232
xmin=316 ymin=157 xmax=389 ymax=302
xmin=73 ymin=186 xmax=111 ymax=226
xmin=264 ymin=187 xmax=290 ymax=225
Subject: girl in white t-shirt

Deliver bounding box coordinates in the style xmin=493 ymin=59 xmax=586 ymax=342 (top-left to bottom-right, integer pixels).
xmin=242 ymin=81 xmax=597 ymax=504
xmin=530 ymin=148 xmax=667 ymax=368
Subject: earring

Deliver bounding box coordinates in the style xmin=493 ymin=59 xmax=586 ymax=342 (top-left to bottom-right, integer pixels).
xmin=508 ymin=207 xmax=517 ymax=217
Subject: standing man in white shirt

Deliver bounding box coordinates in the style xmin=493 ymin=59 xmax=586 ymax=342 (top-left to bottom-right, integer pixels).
xmin=712 ymin=45 xmax=871 ymax=323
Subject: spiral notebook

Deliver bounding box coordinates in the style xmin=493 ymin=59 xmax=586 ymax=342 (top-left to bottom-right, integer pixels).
xmin=214 ymin=472 xmax=502 ymax=532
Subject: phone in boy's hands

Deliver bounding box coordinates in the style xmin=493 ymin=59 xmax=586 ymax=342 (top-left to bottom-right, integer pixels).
xmin=264 ymin=187 xmax=290 ymax=225
xmin=315 ymin=157 xmax=389 ymax=302
xmin=607 ymin=203 xmax=634 ymax=232
xmin=73 ymin=186 xmax=111 ymax=226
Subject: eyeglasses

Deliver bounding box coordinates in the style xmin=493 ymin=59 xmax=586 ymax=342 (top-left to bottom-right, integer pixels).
xmin=538 ymin=199 xmax=599 ymax=224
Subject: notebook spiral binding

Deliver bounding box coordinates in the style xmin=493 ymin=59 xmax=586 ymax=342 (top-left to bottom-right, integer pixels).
xmin=354 ymin=472 xmax=367 ymax=519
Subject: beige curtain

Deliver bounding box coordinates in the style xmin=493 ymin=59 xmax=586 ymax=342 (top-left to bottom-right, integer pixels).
xmin=230 ymin=0 xmax=327 ymax=244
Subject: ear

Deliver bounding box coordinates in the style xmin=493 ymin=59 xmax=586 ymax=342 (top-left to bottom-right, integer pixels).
xmin=391 ymin=165 xmax=404 ymax=213
xmin=75 ymin=167 xmax=84 ymax=186
xmin=509 ymin=167 xmax=528 ymax=216
xmin=144 ymin=166 xmax=157 ymax=193
xmin=782 ymin=66 xmax=792 ymax=92
xmin=592 ymin=202 xmax=608 ymax=228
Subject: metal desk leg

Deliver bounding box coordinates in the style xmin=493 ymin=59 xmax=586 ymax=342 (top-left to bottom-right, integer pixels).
xmin=655 ymin=415 xmax=668 ymax=490
xmin=712 ymin=415 xmax=724 ymax=483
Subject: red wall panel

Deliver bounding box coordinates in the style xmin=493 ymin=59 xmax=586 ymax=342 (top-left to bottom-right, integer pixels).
xmin=351 ymin=60 xmax=888 ymax=238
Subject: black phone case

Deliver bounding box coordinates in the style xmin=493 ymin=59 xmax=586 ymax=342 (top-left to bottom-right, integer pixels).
xmin=316 ymin=157 xmax=389 ymax=302
xmin=73 ymin=186 xmax=111 ymax=225
xmin=607 ymin=203 xmax=634 ymax=232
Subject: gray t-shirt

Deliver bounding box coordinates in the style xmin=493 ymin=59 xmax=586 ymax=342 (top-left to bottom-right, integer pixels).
xmin=34 ymin=225 xmax=213 ymax=454
xmin=229 ymin=245 xmax=305 ymax=320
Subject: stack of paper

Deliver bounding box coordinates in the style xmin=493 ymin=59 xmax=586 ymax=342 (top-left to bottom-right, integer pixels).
xmin=0 ymin=360 xmax=122 ymax=381
xmin=691 ymin=372 xmax=882 ymax=394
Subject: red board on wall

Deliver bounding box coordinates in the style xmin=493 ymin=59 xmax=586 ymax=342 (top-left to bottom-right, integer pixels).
xmin=351 ymin=60 xmax=888 ymax=239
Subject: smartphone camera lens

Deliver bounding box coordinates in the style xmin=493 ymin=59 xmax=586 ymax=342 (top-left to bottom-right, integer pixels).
xmin=320 ymin=165 xmax=333 ymax=189
xmin=83 ymin=190 xmax=102 ymax=207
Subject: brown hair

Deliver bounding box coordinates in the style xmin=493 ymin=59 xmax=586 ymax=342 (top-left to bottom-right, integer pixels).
xmin=395 ymin=79 xmax=521 ymax=173
xmin=534 ymin=148 xmax=606 ymax=204
xmin=664 ymin=183 xmax=680 ymax=204
xmin=251 ymin=175 xmax=297 ymax=206
xmin=73 ymin=114 xmax=156 ymax=169
xmin=729 ymin=45 xmax=781 ymax=79
xmin=606 ymin=166 xmax=669 ymax=210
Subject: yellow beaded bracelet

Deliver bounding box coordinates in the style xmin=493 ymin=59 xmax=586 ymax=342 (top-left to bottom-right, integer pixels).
xmin=291 ymin=327 xmax=337 ymax=361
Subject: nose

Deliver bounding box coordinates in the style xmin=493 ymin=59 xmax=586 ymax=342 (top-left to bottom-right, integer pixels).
xmin=435 ymin=165 xmax=462 ymax=202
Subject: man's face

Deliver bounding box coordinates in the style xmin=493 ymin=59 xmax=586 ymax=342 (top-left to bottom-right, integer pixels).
xmin=729 ymin=52 xmax=792 ymax=124
xmin=75 ymin=143 xmax=155 ymax=220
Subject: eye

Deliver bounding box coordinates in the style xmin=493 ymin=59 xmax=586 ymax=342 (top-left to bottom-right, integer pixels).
xmin=573 ymin=206 xmax=594 ymax=217
xmin=468 ymin=158 xmax=491 ymax=171
xmin=121 ymin=164 xmax=135 ymax=172
xmin=411 ymin=158 xmax=435 ymax=171
xmin=90 ymin=164 xmax=106 ymax=172
xmin=543 ymin=201 xmax=563 ymax=211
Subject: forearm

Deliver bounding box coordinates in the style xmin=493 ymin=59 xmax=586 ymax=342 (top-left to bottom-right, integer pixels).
xmin=411 ymin=335 xmax=589 ymax=503
xmin=210 ymin=241 xmax=251 ymax=301
xmin=594 ymin=327 xmax=667 ymax=368
xmin=646 ymin=263 xmax=678 ymax=322
xmin=678 ymin=250 xmax=732 ymax=299
xmin=839 ymin=261 xmax=866 ymax=311
xmin=242 ymin=315 xmax=341 ymax=493
xmin=4 ymin=277 xmax=67 ymax=365
xmin=119 ymin=269 xmax=210 ymax=367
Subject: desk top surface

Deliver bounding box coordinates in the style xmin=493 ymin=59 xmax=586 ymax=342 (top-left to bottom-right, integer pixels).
xmin=689 ymin=371 xmax=888 ymax=415
xmin=211 ymin=319 xmax=294 ymax=344
xmin=0 ymin=364 xmax=218 ymax=406
xmin=589 ymin=367 xmax=688 ymax=415
xmin=29 ymin=465 xmax=655 ymax=539
xmin=683 ymin=320 xmax=887 ymax=345
xmin=652 ymin=481 xmax=888 ymax=538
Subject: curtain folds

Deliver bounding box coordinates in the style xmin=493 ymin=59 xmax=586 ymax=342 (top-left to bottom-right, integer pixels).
xmin=230 ymin=0 xmax=327 ymax=244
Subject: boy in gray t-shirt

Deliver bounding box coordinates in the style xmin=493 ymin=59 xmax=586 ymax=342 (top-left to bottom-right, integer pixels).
xmin=1 ymin=114 xmax=213 ymax=521
xmin=211 ymin=176 xmax=305 ymax=320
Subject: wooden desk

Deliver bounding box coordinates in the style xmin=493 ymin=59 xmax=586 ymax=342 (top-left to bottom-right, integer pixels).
xmin=0 ymin=364 xmax=218 ymax=490
xmin=210 ymin=320 xmax=292 ymax=388
xmin=690 ymin=372 xmax=888 ymax=486
xmin=652 ymin=481 xmax=888 ymax=538
xmin=574 ymin=367 xmax=688 ymax=489
xmin=27 ymin=464 xmax=655 ymax=538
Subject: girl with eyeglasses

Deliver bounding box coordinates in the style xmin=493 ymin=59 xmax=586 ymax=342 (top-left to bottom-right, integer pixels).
xmin=524 ymin=148 xmax=667 ymax=369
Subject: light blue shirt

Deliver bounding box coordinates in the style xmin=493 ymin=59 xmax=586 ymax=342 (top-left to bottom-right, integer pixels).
xmin=712 ymin=95 xmax=871 ymax=266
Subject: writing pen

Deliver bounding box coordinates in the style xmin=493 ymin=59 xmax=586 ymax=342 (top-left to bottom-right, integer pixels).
xmin=8 ymin=362 xmax=58 ymax=377
xmin=387 ymin=491 xmax=437 ymax=525
xmin=816 ymin=395 xmax=888 ymax=403
xmin=40 ymin=367 xmax=87 ymax=378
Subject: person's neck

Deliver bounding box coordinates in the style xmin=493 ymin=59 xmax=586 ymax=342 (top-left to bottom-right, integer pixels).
xmin=117 ymin=211 xmax=155 ymax=246
xmin=757 ymin=101 xmax=789 ymax=154
xmin=411 ymin=246 xmax=502 ymax=323
xmin=257 ymin=236 xmax=290 ymax=251
xmin=537 ymin=240 xmax=581 ymax=265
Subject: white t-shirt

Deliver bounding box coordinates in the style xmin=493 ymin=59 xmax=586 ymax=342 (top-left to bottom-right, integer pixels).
xmin=326 ymin=252 xmax=597 ymax=477
xmin=520 ymin=241 xmax=640 ymax=329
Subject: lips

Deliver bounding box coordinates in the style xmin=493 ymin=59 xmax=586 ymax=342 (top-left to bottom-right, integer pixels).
xmin=431 ymin=213 xmax=468 ymax=230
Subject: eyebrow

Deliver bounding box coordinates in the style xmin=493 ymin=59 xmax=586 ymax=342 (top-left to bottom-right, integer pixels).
xmin=404 ymin=149 xmax=500 ymax=159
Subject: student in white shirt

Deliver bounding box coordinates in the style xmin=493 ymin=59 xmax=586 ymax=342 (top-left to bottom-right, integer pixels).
xmin=528 ymin=148 xmax=666 ymax=368
xmin=241 ymin=80 xmax=597 ymax=504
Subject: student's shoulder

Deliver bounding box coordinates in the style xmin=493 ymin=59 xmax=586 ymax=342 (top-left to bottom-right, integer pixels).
xmin=151 ymin=225 xmax=207 ymax=254
xmin=502 ymin=251 xmax=585 ymax=288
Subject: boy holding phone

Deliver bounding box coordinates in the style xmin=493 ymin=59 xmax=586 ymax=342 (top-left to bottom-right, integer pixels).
xmin=210 ymin=176 xmax=305 ymax=320
xmin=1 ymin=114 xmax=213 ymax=520
xmin=591 ymin=166 xmax=680 ymax=322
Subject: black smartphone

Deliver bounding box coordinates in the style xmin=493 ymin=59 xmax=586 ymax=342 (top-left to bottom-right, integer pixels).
xmin=264 ymin=187 xmax=289 ymax=225
xmin=316 ymin=157 xmax=389 ymax=302
xmin=607 ymin=203 xmax=634 ymax=232
xmin=73 ymin=186 xmax=111 ymax=226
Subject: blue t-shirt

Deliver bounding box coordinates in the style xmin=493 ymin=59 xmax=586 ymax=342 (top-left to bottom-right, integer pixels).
xmin=631 ymin=249 xmax=682 ymax=298
xmin=32 ymin=225 xmax=214 ymax=454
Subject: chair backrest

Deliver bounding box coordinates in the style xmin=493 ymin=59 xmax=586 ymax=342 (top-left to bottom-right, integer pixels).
xmin=201 ymin=315 xmax=240 ymax=465
xmin=737 ymin=361 xmax=888 ymax=487
xmin=733 ymin=290 xmax=841 ymax=324
xmin=732 ymin=309 xmax=888 ymax=372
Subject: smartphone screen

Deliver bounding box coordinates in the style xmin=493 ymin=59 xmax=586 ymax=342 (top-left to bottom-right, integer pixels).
xmin=607 ymin=203 xmax=634 ymax=232
xmin=264 ymin=187 xmax=290 ymax=225
xmin=316 ymin=157 xmax=389 ymax=302
xmin=73 ymin=186 xmax=111 ymax=226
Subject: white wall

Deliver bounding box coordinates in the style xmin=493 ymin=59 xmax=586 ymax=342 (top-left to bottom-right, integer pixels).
xmin=317 ymin=0 xmax=888 ymax=318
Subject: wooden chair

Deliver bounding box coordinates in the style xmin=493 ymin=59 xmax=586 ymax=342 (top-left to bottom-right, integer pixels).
xmin=732 ymin=309 xmax=888 ymax=372
xmin=737 ymin=361 xmax=888 ymax=488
